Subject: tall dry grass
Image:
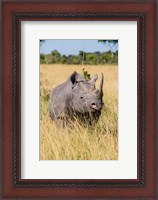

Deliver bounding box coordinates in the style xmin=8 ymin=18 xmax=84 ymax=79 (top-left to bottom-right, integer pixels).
xmin=40 ymin=64 xmax=118 ymax=160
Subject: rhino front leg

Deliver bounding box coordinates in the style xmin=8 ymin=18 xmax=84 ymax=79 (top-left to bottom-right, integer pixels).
xmin=55 ymin=116 xmax=73 ymax=128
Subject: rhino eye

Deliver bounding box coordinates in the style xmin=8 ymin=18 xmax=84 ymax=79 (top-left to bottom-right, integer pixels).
xmin=80 ymin=97 xmax=84 ymax=100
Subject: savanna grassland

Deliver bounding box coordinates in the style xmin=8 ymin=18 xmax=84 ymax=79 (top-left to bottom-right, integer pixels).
xmin=40 ymin=64 xmax=118 ymax=160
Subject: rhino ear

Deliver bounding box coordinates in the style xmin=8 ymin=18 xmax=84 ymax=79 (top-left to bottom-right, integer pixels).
xmin=70 ymin=71 xmax=78 ymax=86
xmin=88 ymin=74 xmax=98 ymax=85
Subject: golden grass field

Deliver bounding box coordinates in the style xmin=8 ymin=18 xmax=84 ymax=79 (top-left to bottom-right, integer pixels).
xmin=40 ymin=64 xmax=118 ymax=160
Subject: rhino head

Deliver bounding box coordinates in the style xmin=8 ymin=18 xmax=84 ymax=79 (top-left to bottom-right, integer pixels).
xmin=69 ymin=71 xmax=104 ymax=114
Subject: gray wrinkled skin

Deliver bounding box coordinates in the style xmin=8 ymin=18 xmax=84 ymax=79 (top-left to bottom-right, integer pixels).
xmin=50 ymin=71 xmax=104 ymax=127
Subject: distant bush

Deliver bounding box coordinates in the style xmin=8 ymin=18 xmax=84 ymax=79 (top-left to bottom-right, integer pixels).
xmin=82 ymin=68 xmax=91 ymax=80
xmin=40 ymin=54 xmax=45 ymax=64
xmin=40 ymin=81 xmax=50 ymax=102
xmin=40 ymin=50 xmax=118 ymax=65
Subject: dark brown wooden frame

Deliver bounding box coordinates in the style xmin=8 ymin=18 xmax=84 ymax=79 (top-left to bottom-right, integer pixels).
xmin=1 ymin=0 xmax=157 ymax=199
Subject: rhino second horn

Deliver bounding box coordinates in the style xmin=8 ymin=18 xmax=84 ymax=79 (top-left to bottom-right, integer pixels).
xmin=89 ymin=74 xmax=98 ymax=85
xmin=98 ymin=73 xmax=104 ymax=92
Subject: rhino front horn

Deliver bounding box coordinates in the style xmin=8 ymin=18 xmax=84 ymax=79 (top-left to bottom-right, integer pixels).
xmin=99 ymin=73 xmax=104 ymax=93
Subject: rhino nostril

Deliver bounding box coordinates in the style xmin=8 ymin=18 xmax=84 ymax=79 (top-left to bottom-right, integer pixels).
xmin=90 ymin=103 xmax=98 ymax=110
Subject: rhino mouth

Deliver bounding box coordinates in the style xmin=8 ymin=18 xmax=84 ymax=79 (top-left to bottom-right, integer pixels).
xmin=90 ymin=103 xmax=101 ymax=111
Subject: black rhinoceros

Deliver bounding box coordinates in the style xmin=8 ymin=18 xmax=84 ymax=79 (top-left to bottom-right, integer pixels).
xmin=50 ymin=71 xmax=104 ymax=126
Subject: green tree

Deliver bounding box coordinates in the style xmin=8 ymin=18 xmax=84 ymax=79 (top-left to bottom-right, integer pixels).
xmin=101 ymin=51 xmax=113 ymax=64
xmin=40 ymin=40 xmax=45 ymax=54
xmin=45 ymin=54 xmax=53 ymax=64
xmin=66 ymin=55 xmax=74 ymax=64
xmin=72 ymin=56 xmax=80 ymax=65
xmin=98 ymin=40 xmax=118 ymax=52
xmin=51 ymin=50 xmax=61 ymax=63
xmin=113 ymin=51 xmax=118 ymax=64
xmin=86 ymin=53 xmax=97 ymax=65
xmin=60 ymin=55 xmax=67 ymax=64
xmin=40 ymin=54 xmax=46 ymax=64
xmin=98 ymin=40 xmax=118 ymax=64
xmin=79 ymin=50 xmax=86 ymax=65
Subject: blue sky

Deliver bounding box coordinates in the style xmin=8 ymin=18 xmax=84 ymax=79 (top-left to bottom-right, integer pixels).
xmin=40 ymin=39 xmax=118 ymax=55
